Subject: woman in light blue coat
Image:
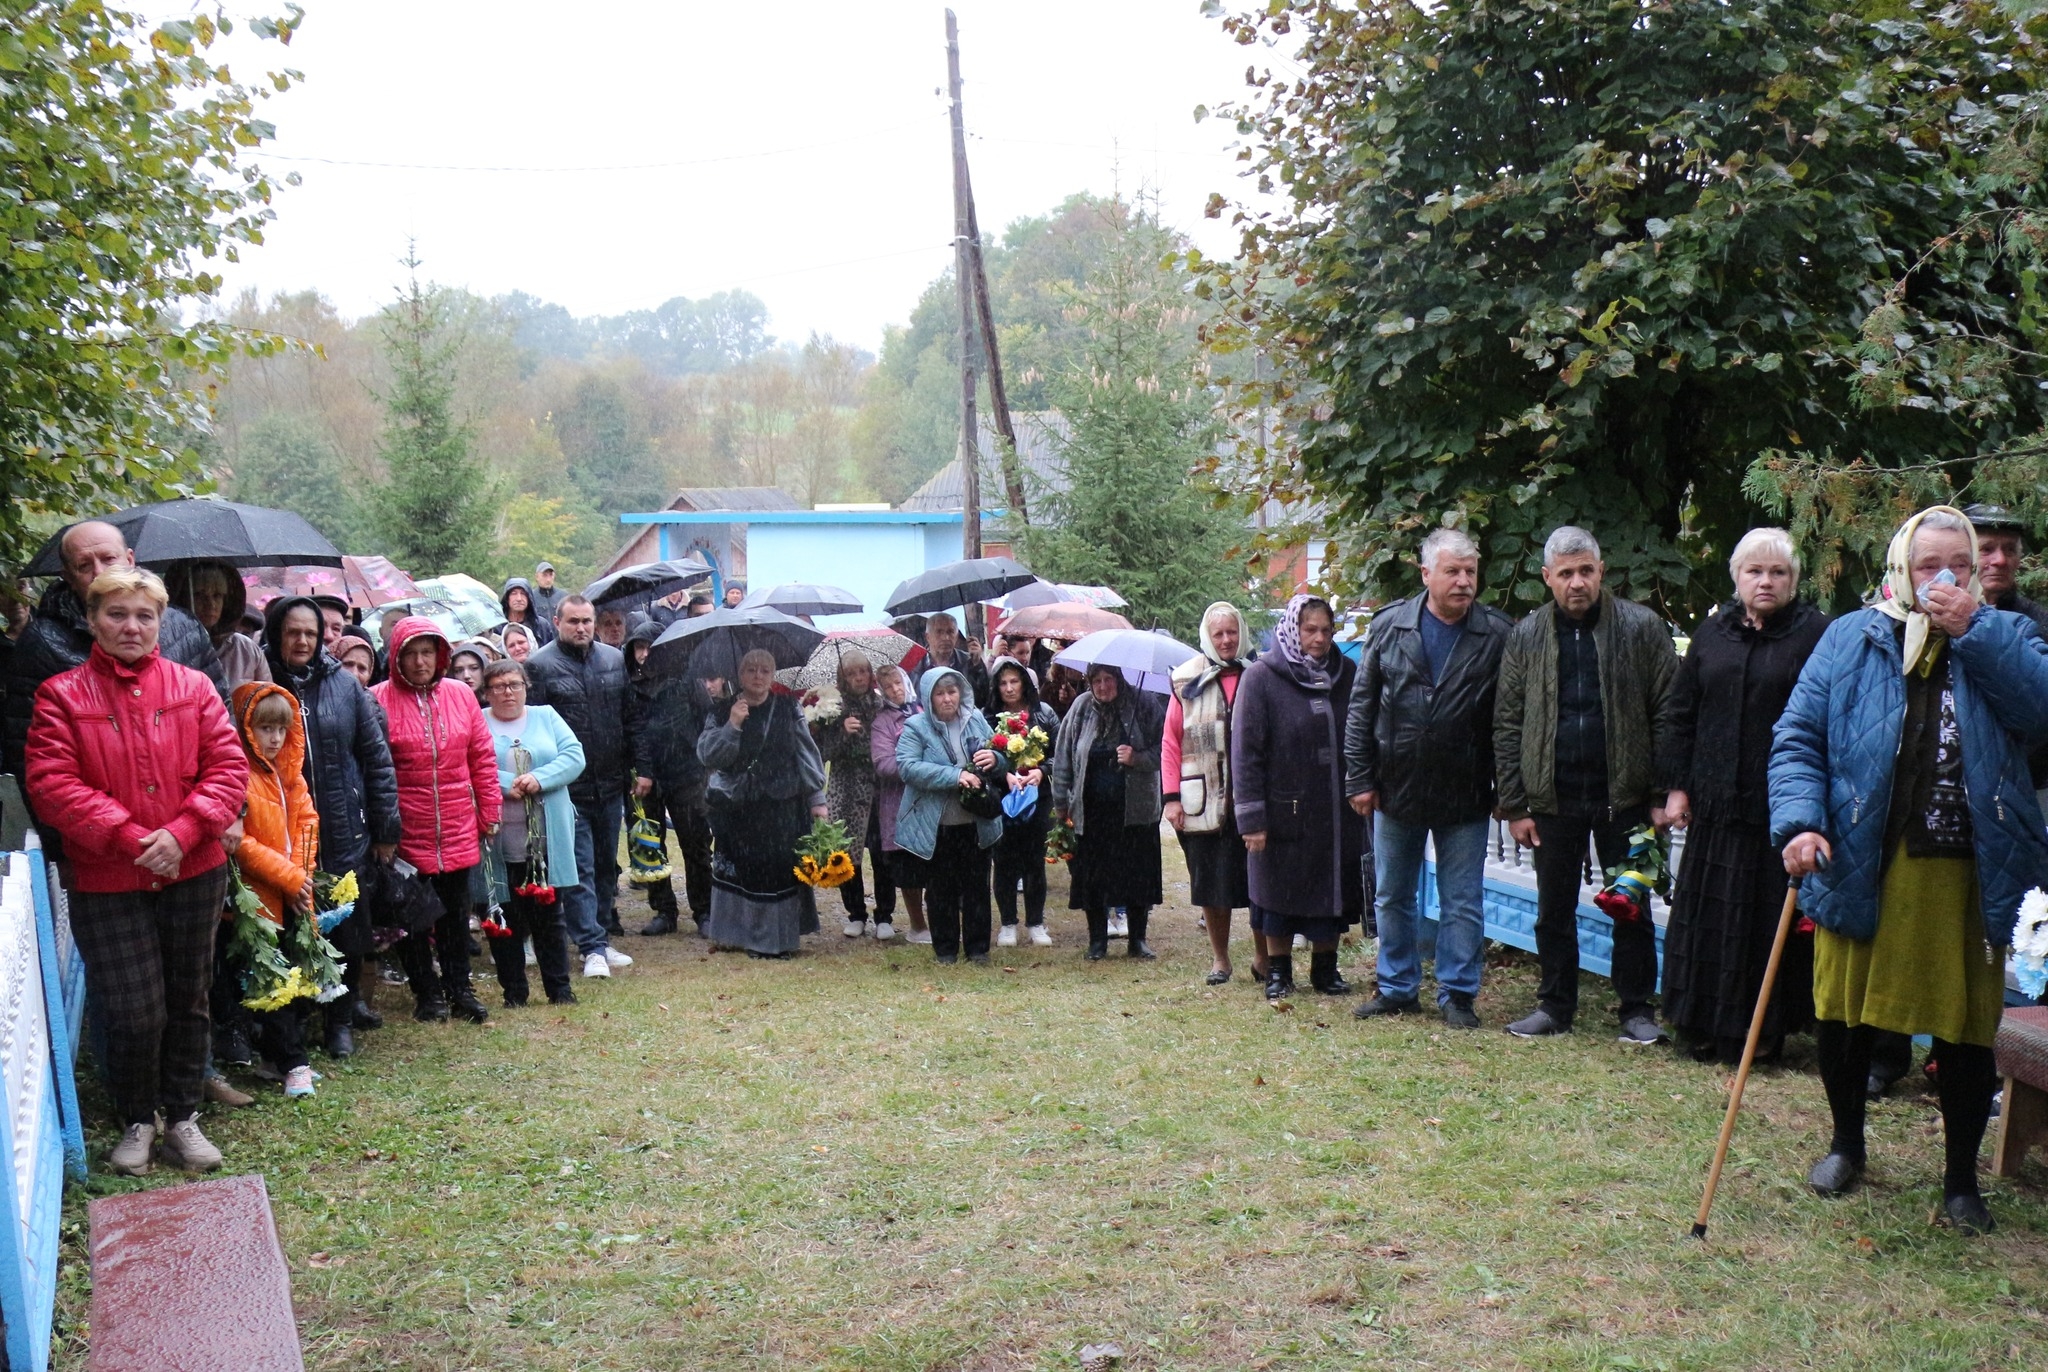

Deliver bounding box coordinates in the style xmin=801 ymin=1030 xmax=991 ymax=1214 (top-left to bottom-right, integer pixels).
xmin=479 ymin=658 xmax=585 ymax=1006
xmin=1772 ymin=505 xmax=2048 ymax=1233
xmin=895 ymin=666 xmax=1004 ymax=964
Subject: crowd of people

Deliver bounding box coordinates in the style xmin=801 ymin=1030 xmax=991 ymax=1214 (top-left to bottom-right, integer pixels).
xmin=8 ymin=503 xmax=2048 ymax=1236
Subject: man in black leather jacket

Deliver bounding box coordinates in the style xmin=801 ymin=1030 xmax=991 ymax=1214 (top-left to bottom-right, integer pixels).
xmin=263 ymin=596 xmax=401 ymax=1055
xmin=525 ymin=595 xmax=634 ymax=965
xmin=1344 ymin=527 xmax=1514 ymax=1028
xmin=5 ymin=522 xmax=228 ymax=841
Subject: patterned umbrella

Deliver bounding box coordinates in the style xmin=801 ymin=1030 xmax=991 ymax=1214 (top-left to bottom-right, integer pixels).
xmin=242 ymin=555 xmax=421 ymax=611
xmin=996 ymin=601 xmax=1132 ymax=643
xmin=776 ymin=627 xmax=920 ymax=691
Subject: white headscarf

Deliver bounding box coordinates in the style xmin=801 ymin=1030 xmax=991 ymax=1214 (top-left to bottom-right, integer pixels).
xmin=1197 ymin=601 xmax=1251 ymax=669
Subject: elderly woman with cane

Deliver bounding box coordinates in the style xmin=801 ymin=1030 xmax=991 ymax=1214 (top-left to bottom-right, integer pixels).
xmin=1771 ymin=505 xmax=2048 ymax=1234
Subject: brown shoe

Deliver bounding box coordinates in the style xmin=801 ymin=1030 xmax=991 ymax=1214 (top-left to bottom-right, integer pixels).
xmin=204 ymin=1074 xmax=256 ymax=1108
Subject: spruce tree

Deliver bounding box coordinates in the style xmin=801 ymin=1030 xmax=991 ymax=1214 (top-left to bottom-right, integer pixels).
xmin=369 ymin=256 xmax=494 ymax=574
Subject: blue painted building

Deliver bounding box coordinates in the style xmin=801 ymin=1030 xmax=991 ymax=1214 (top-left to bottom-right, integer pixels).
xmin=619 ymin=507 xmax=992 ymax=621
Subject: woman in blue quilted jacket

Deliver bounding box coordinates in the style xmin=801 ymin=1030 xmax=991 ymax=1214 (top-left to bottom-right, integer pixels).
xmin=1772 ymin=506 xmax=2048 ymax=1234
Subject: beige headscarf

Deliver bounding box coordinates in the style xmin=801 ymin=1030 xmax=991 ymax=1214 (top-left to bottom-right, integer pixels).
xmin=1872 ymin=505 xmax=1981 ymax=676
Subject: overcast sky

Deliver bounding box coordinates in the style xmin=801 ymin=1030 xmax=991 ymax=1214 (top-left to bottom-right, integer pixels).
xmin=208 ymin=0 xmax=1283 ymax=350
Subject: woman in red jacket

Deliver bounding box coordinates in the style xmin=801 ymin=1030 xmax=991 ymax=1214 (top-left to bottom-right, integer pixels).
xmin=371 ymin=617 xmax=502 ymax=1024
xmin=25 ymin=567 xmax=247 ymax=1177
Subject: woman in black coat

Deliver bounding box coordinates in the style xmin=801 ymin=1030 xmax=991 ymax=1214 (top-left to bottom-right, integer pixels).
xmin=1660 ymin=529 xmax=1829 ymax=1064
xmin=984 ymin=656 xmax=1060 ymax=945
xmin=1233 ymin=594 xmax=1365 ymax=1001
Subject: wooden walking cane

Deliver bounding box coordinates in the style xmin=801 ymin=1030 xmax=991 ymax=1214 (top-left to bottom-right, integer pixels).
xmin=1691 ymin=861 xmax=1817 ymax=1240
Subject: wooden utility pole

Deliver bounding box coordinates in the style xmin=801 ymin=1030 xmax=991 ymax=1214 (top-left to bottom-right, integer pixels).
xmin=965 ymin=199 xmax=1027 ymax=525
xmin=946 ymin=8 xmax=986 ymax=640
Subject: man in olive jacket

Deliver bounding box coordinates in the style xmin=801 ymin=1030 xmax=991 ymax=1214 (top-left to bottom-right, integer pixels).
xmin=1493 ymin=526 xmax=1678 ymax=1044
xmin=1345 ymin=528 xmax=1514 ymax=1028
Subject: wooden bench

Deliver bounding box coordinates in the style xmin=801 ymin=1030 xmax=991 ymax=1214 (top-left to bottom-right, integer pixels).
xmin=87 ymin=1173 xmax=303 ymax=1372
xmin=1993 ymin=1005 xmax=2048 ymax=1177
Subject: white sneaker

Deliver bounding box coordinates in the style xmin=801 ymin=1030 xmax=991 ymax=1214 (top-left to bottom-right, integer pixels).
xmin=583 ymin=951 xmax=612 ymax=979
xmin=109 ymin=1121 xmax=155 ymax=1176
xmin=997 ymin=925 xmax=1018 ymax=948
xmin=1028 ymin=925 xmax=1053 ymax=947
xmin=873 ymin=921 xmax=896 ymax=941
xmin=1293 ymin=933 xmax=1309 ymax=950
xmin=159 ymin=1116 xmax=223 ymax=1172
xmin=843 ymin=918 xmax=865 ymax=938
xmin=603 ymin=947 xmax=634 ymax=969
xmin=906 ymin=929 xmax=933 ymax=945
xmin=524 ymin=938 xmax=538 ymax=968
xmin=1108 ymin=913 xmax=1128 ymax=938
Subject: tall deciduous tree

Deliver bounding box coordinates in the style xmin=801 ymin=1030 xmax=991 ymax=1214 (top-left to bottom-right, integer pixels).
xmin=1200 ymin=0 xmax=2048 ymax=615
xmin=0 ymin=4 xmax=302 ymax=568
xmin=1020 ymin=211 xmax=1250 ymax=641
xmin=368 ymin=260 xmax=494 ymax=575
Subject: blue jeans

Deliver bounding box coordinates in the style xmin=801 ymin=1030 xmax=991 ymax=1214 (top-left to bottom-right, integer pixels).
xmin=1374 ymin=812 xmax=1489 ymax=1004
xmin=560 ymin=797 xmax=621 ymax=958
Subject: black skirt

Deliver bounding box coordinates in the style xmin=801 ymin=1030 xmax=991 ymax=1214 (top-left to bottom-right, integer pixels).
xmin=1068 ymin=821 xmax=1164 ymax=910
xmin=1177 ymin=812 xmax=1250 ymax=910
xmin=886 ymin=846 xmax=932 ymax=890
xmin=1661 ymin=815 xmax=1815 ymax=1043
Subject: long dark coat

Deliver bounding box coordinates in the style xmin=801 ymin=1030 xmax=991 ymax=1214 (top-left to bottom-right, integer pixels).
xmin=1231 ymin=652 xmax=1365 ymax=921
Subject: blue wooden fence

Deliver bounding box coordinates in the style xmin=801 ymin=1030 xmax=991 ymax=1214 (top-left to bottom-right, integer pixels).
xmin=0 ymin=834 xmax=87 ymax=1372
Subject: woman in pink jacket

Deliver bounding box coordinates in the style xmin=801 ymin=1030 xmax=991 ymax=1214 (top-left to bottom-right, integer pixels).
xmin=372 ymin=617 xmax=502 ymax=1024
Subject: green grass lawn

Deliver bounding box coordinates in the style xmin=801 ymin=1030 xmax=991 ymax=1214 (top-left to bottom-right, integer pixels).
xmin=51 ymin=850 xmax=2048 ymax=1371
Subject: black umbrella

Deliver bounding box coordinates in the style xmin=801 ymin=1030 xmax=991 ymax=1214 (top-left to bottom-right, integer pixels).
xmin=25 ymin=498 xmax=342 ymax=575
xmin=884 ymin=556 xmax=1038 ymax=616
xmin=582 ymin=556 xmax=715 ymax=610
xmin=737 ymin=581 xmax=865 ymax=617
xmin=647 ymin=606 xmax=824 ymax=682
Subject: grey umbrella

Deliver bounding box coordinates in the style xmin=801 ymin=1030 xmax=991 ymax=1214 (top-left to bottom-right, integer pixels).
xmin=647 ymin=606 xmax=824 ymax=682
xmin=1051 ymin=628 xmax=1201 ymax=694
xmin=738 ymin=582 xmax=865 ymax=617
xmin=582 ymin=556 xmax=715 ymax=610
xmin=25 ymin=497 xmax=342 ymax=574
xmin=883 ymin=556 xmax=1038 ymax=616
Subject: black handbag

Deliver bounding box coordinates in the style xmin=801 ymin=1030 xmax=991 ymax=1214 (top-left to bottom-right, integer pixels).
xmin=956 ymin=756 xmax=1009 ymax=821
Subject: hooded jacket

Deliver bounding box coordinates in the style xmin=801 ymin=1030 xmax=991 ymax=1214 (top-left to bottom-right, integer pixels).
xmin=5 ymin=579 xmax=228 ymax=795
xmin=231 ymin=681 xmax=318 ymax=922
xmin=1344 ymin=591 xmax=1515 ymax=827
xmin=163 ymin=560 xmax=271 ymax=689
xmin=893 ymin=666 xmax=1003 ymax=859
xmin=525 ymin=627 xmax=630 ymax=804
xmin=370 ymin=617 xmax=502 ymax=874
xmin=869 ymin=684 xmax=921 ymax=854
xmin=498 ymin=578 xmax=555 ymax=645
xmin=262 ymin=596 xmax=400 ymax=872
xmin=24 ymin=644 xmax=246 ymax=893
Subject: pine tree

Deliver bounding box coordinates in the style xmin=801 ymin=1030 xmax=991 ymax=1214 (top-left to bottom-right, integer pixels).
xmin=1020 ymin=204 xmax=1250 ymax=641
xmin=369 ymin=255 xmax=495 ymax=574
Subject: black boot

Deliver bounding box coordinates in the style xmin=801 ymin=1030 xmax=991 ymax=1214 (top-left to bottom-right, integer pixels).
xmin=449 ymin=983 xmax=490 ymax=1024
xmin=351 ymin=998 xmax=384 ymax=1031
xmin=323 ymin=1006 xmax=356 ymax=1058
xmin=1309 ymin=948 xmax=1350 ymax=995
xmin=1085 ymin=905 xmax=1109 ymax=961
xmin=412 ymin=994 xmax=450 ymax=1023
xmin=1126 ymin=906 xmax=1156 ymax=959
xmin=1265 ymin=954 xmax=1295 ymax=1002
xmin=641 ymin=911 xmax=679 ymax=936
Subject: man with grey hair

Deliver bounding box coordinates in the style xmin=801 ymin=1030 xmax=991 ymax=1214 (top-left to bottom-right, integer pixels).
xmin=1494 ymin=525 xmax=1679 ymax=1043
xmin=910 ymin=610 xmax=991 ymax=708
xmin=1345 ymin=525 xmax=1514 ymax=1027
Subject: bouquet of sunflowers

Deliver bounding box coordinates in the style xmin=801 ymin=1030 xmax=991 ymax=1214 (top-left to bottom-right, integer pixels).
xmin=1045 ymin=812 xmax=1076 ymax=864
xmin=1593 ymin=825 xmax=1671 ymax=926
xmin=990 ymin=710 xmax=1051 ymax=771
xmin=793 ymin=816 xmax=857 ymax=889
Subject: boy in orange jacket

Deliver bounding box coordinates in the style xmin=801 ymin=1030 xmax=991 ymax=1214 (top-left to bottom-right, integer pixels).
xmin=231 ymin=682 xmax=321 ymax=1098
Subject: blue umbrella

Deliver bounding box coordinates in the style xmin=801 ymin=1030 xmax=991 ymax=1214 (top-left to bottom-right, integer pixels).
xmin=1051 ymin=628 xmax=1201 ymax=694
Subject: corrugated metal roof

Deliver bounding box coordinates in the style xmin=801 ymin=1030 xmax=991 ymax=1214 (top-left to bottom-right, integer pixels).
xmin=667 ymin=487 xmax=803 ymax=513
xmin=902 ymin=413 xmax=1069 ymax=512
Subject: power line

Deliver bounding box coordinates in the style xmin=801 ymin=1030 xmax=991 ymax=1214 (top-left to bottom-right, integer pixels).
xmin=265 ymin=114 xmax=943 ymax=175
